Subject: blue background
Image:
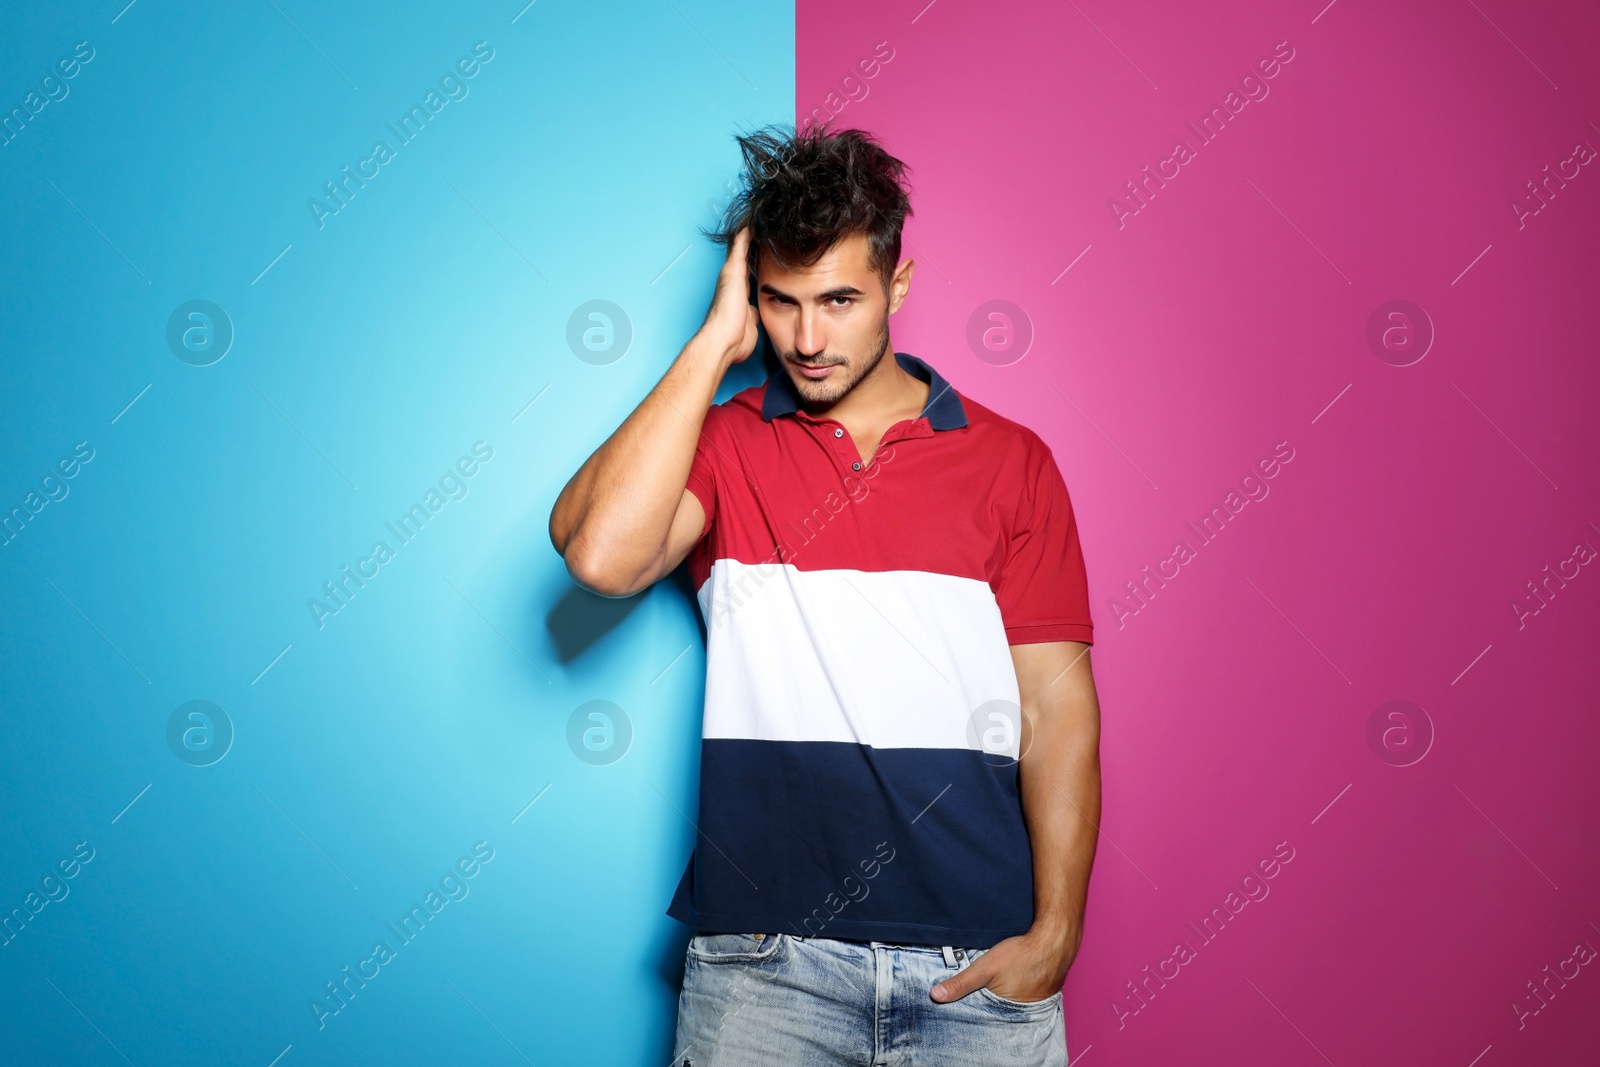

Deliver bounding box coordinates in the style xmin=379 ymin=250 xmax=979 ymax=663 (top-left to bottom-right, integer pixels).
xmin=0 ymin=2 xmax=791 ymax=1063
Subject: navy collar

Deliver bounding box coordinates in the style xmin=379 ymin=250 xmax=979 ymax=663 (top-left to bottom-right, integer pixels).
xmin=761 ymin=351 xmax=968 ymax=430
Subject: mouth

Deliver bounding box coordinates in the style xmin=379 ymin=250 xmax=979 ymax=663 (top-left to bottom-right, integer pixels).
xmin=790 ymin=358 xmax=838 ymax=380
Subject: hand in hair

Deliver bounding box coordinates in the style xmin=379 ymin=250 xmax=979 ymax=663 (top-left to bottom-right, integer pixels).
xmin=696 ymin=224 xmax=760 ymax=368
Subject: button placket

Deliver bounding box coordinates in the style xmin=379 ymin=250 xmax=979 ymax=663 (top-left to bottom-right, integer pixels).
xmin=818 ymin=420 xmax=861 ymax=472
xmin=815 ymin=417 xmax=918 ymax=474
xmin=840 ymin=426 xmax=866 ymax=471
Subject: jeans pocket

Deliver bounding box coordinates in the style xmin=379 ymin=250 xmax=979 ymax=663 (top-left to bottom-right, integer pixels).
xmin=960 ymin=947 xmax=1062 ymax=1013
xmin=974 ymin=985 xmax=1063 ymax=1013
xmin=687 ymin=932 xmax=786 ymax=964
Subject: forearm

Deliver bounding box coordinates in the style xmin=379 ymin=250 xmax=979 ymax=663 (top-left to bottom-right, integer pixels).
xmin=1018 ymin=685 xmax=1101 ymax=948
xmin=550 ymin=336 xmax=726 ymax=589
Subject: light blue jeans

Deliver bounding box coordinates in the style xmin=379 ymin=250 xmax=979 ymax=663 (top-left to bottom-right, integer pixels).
xmin=671 ymin=932 xmax=1068 ymax=1066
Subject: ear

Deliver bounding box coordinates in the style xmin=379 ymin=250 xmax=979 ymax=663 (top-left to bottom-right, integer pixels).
xmin=887 ymin=258 xmax=915 ymax=314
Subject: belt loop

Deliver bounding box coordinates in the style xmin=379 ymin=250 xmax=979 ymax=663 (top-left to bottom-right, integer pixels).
xmin=940 ymin=945 xmax=958 ymax=968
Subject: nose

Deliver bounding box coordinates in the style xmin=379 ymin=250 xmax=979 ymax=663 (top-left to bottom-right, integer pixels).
xmin=795 ymin=307 xmax=825 ymax=358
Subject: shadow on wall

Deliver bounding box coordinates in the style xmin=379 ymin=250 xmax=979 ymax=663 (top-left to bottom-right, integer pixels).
xmin=540 ymin=562 xmax=709 ymax=667
xmin=535 ymin=338 xmax=782 ymax=1063
xmin=545 ymin=585 xmax=648 ymax=664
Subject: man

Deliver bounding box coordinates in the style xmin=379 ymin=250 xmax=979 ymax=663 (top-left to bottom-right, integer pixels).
xmin=549 ymin=124 xmax=1101 ymax=1066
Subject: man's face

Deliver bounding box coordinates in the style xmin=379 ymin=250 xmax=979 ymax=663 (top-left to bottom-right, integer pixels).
xmin=755 ymin=231 xmax=913 ymax=406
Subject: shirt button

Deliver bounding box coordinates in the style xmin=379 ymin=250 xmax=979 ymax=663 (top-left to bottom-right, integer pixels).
xmin=834 ymin=428 xmax=844 ymax=438
xmin=852 ymin=461 xmax=862 ymax=470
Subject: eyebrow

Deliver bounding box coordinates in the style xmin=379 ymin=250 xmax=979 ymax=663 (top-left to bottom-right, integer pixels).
xmin=759 ymin=283 xmax=868 ymax=301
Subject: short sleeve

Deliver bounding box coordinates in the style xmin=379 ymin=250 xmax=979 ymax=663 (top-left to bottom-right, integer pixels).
xmin=993 ymin=444 xmax=1094 ymax=646
xmin=684 ymin=421 xmax=719 ymax=544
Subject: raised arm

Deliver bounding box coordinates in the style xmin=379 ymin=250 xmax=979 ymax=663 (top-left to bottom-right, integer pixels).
xmin=549 ymin=226 xmax=758 ymax=598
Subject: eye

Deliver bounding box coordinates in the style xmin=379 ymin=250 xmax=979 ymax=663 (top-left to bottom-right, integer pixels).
xmin=829 ymin=296 xmax=853 ymax=308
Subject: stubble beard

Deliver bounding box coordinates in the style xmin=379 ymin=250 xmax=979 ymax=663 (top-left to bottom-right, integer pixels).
xmin=786 ymin=312 xmax=891 ymax=406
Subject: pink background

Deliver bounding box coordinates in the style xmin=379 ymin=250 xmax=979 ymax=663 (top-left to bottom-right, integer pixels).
xmin=800 ymin=1 xmax=1600 ymax=1063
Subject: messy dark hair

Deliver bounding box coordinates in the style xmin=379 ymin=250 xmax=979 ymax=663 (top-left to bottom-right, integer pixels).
xmin=701 ymin=121 xmax=913 ymax=293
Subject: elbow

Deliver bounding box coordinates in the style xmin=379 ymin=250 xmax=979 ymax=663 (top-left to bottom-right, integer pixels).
xmin=562 ymin=538 xmax=647 ymax=599
xmin=550 ymin=506 xmax=619 ymax=594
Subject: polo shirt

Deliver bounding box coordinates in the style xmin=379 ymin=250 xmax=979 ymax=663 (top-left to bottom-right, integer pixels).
xmin=667 ymin=350 xmax=1094 ymax=948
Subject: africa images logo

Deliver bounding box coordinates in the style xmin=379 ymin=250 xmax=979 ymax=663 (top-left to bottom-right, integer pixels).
xmin=306 ymin=42 xmax=495 ymax=230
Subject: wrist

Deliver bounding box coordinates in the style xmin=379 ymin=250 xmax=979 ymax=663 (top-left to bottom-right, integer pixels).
xmin=1027 ymin=917 xmax=1081 ymax=952
xmin=683 ymin=332 xmax=740 ymax=374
